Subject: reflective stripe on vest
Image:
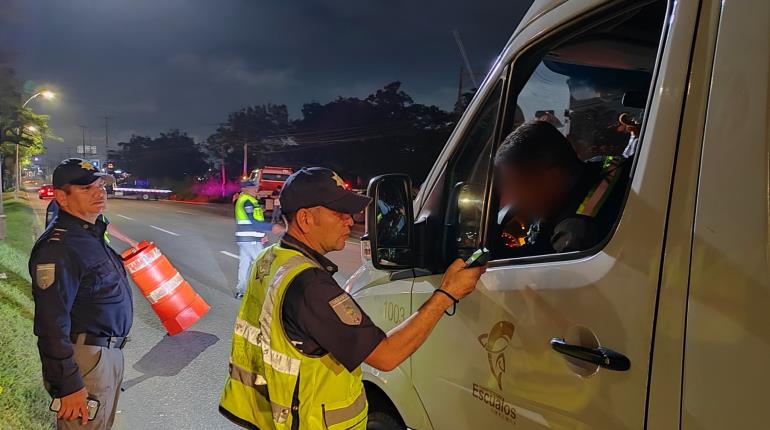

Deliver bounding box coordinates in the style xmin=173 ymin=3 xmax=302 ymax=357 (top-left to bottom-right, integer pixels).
xmin=220 ymin=245 xmax=368 ymax=430
xmin=576 ymin=156 xmax=624 ymax=218
xmin=324 ymin=391 xmax=367 ymax=428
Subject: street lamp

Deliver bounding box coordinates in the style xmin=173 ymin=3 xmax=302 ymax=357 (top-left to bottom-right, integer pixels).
xmin=22 ymin=89 xmax=56 ymax=108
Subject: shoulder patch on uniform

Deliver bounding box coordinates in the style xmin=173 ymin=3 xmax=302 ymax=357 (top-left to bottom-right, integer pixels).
xmin=35 ymin=264 xmax=56 ymax=289
xmin=46 ymin=228 xmax=67 ymax=242
xmin=329 ymin=293 xmax=363 ymax=326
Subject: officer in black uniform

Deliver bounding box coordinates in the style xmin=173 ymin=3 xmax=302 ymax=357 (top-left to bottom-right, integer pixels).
xmin=277 ymin=168 xmax=486 ymax=377
xmin=276 ymin=169 xmax=385 ymax=371
xmin=493 ymin=121 xmax=629 ymax=256
xmin=29 ymin=158 xmax=132 ymax=429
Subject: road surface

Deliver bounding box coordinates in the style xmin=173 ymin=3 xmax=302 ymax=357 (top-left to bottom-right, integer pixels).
xmin=29 ymin=196 xmax=364 ymax=429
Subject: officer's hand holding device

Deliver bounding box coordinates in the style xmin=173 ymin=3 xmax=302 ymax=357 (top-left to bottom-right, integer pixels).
xmin=435 ymin=249 xmax=488 ymax=315
xmin=49 ymin=387 xmax=99 ymax=424
xmin=465 ymin=247 xmax=490 ymax=268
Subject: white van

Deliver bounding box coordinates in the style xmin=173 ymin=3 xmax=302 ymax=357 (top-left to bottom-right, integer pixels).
xmin=347 ymin=0 xmax=770 ymax=428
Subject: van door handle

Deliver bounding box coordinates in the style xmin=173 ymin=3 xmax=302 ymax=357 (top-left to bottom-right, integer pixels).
xmin=550 ymin=338 xmax=631 ymax=371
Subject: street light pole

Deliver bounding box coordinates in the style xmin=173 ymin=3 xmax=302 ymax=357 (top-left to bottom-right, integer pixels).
xmin=79 ymin=125 xmax=88 ymax=159
xmin=0 ymin=151 xmax=4 ymax=240
xmin=243 ymin=140 xmax=248 ymax=178
xmin=14 ymin=138 xmax=19 ymax=200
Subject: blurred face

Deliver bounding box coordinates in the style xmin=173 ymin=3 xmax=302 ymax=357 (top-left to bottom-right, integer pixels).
xmin=55 ymin=178 xmax=108 ymax=222
xmin=498 ymin=163 xmax=570 ymax=219
xmin=294 ymin=206 xmax=354 ymax=253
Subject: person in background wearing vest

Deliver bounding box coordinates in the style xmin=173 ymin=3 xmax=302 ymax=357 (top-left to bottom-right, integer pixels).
xmin=45 ymin=199 xmax=138 ymax=248
xmin=29 ymin=158 xmax=133 ymax=429
xmin=234 ymin=179 xmax=266 ymax=299
xmin=494 ymin=121 xmax=629 ymax=254
xmin=220 ymin=167 xmax=486 ymax=430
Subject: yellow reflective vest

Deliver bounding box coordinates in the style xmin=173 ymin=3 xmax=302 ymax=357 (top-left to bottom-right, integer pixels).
xmin=220 ymin=244 xmax=368 ymax=430
xmin=235 ymin=193 xmax=266 ymax=243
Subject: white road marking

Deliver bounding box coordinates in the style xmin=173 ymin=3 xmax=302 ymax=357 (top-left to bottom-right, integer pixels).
xmin=175 ymin=210 xmax=195 ymax=215
xmin=117 ymin=214 xmax=135 ymax=220
xmin=220 ymin=251 xmax=239 ymax=259
xmin=150 ymin=225 xmax=180 ymax=236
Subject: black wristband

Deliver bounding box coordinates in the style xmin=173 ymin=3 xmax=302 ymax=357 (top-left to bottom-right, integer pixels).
xmin=434 ymin=289 xmax=459 ymax=303
xmin=433 ymin=289 xmax=459 ymax=316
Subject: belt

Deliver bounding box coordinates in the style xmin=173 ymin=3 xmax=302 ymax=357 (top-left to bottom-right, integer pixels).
xmin=71 ymin=333 xmax=128 ymax=349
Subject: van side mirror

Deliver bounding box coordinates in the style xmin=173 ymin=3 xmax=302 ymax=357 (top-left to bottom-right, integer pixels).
xmin=366 ymin=174 xmax=415 ymax=271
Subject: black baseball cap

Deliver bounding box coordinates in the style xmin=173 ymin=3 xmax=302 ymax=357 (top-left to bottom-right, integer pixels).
xmin=52 ymin=158 xmax=114 ymax=189
xmin=280 ymin=167 xmax=371 ymax=214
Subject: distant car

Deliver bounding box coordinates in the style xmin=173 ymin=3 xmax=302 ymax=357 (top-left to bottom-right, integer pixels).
xmin=38 ymin=184 xmax=54 ymax=199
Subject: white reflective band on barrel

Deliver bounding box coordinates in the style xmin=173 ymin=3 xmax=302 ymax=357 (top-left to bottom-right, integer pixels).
xmin=146 ymin=272 xmax=184 ymax=304
xmin=125 ymin=247 xmax=162 ymax=274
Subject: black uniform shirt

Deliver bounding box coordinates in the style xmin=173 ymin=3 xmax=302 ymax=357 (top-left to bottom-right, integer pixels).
xmin=280 ymin=234 xmax=386 ymax=372
xmin=28 ymin=210 xmax=133 ymax=397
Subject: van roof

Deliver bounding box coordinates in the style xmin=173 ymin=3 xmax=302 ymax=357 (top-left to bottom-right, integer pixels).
xmin=517 ymin=0 xmax=570 ymax=33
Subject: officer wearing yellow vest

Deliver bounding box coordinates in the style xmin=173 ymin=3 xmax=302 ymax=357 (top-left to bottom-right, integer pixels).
xmin=234 ymin=180 xmax=266 ymax=299
xmin=220 ymin=167 xmax=486 ymax=429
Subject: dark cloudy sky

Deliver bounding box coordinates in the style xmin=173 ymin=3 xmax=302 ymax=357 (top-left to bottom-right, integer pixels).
xmin=2 ymin=0 xmax=532 ymax=162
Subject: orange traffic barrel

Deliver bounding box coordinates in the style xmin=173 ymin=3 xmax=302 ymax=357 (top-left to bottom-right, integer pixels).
xmin=122 ymin=241 xmax=210 ymax=335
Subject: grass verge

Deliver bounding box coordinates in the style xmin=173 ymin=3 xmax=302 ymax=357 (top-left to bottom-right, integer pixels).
xmin=0 ymin=200 xmax=54 ymax=429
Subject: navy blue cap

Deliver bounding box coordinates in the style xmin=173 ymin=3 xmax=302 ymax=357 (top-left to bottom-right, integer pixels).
xmin=280 ymin=167 xmax=371 ymax=214
xmin=240 ymin=179 xmax=257 ymax=188
xmin=52 ymin=158 xmax=113 ymax=189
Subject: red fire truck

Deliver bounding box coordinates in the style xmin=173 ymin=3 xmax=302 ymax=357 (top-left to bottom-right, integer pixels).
xmin=248 ymin=166 xmax=294 ymax=211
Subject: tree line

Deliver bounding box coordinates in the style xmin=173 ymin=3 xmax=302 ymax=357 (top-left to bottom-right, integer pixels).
xmin=0 ymin=66 xmax=56 ymax=191
xmin=110 ymin=81 xmax=474 ymax=190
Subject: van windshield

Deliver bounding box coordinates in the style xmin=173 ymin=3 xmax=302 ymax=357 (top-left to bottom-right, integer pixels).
xmin=261 ymin=173 xmax=290 ymax=182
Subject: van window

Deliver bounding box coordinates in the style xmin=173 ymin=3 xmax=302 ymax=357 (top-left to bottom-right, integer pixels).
xmin=489 ymin=2 xmax=666 ymax=261
xmin=442 ymin=80 xmax=503 ymax=261
xmin=261 ymin=173 xmax=290 ymax=181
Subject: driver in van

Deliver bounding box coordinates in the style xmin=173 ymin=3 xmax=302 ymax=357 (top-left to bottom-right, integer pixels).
xmin=494 ymin=120 xmax=629 ymax=255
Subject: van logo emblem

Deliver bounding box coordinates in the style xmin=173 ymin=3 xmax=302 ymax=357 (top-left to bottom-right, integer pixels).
xmin=478 ymin=321 xmax=515 ymax=390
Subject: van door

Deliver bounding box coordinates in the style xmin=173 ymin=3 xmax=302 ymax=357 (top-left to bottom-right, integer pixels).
xmin=680 ymin=1 xmax=770 ymax=428
xmin=408 ymin=1 xmax=700 ymax=429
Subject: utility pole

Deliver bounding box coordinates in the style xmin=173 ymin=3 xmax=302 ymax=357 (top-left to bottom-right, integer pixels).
xmin=79 ymin=125 xmax=87 ymax=159
xmin=242 ymin=139 xmax=248 ymax=178
xmin=104 ymin=116 xmax=111 ymax=159
xmin=14 ymin=133 xmax=20 ymax=200
xmin=0 ymin=149 xmax=5 ymax=240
